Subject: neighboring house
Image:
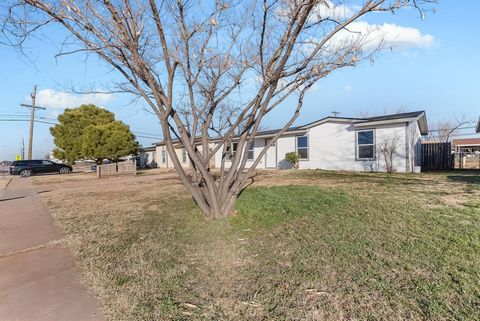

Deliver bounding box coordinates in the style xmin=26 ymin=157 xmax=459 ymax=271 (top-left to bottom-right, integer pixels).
xmin=153 ymin=111 xmax=428 ymax=173
xmin=452 ymin=138 xmax=480 ymax=169
xmin=452 ymin=138 xmax=480 ymax=153
xmin=139 ymin=146 xmax=157 ymax=167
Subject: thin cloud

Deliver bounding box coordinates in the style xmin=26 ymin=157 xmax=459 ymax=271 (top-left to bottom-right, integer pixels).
xmin=307 ymin=1 xmax=435 ymax=52
xmin=33 ymin=89 xmax=114 ymax=109
xmin=311 ymin=0 xmax=354 ymax=20
xmin=331 ymin=21 xmax=435 ymax=51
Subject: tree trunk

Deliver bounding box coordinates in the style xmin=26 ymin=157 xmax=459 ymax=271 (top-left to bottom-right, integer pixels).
xmin=198 ymin=190 xmax=237 ymax=219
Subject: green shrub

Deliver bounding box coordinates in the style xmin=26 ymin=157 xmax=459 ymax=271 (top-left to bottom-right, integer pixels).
xmin=285 ymin=152 xmax=300 ymax=169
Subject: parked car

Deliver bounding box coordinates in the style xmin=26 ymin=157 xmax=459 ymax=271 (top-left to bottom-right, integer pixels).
xmin=9 ymin=160 xmax=73 ymax=177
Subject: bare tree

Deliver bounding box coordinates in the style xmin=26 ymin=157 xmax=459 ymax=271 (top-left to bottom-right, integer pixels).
xmin=1 ymin=0 xmax=435 ymax=218
xmin=379 ymin=135 xmax=400 ymax=173
xmin=428 ymin=114 xmax=473 ymax=142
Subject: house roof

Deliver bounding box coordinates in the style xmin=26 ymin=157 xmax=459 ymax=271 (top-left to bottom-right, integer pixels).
xmin=153 ymin=110 xmax=428 ymax=146
xmin=292 ymin=110 xmax=428 ymax=134
xmin=359 ymin=111 xmax=425 ymax=122
xmin=452 ymin=138 xmax=480 ymax=146
xmin=352 ymin=111 xmax=428 ymax=135
xmin=245 ymin=126 xmax=307 ymax=137
xmin=140 ymin=146 xmax=156 ymax=152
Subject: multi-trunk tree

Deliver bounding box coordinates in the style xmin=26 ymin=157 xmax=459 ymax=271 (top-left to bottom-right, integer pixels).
xmin=1 ymin=0 xmax=434 ymax=218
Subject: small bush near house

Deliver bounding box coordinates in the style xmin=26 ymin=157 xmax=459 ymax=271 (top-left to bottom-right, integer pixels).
xmin=285 ymin=152 xmax=300 ymax=169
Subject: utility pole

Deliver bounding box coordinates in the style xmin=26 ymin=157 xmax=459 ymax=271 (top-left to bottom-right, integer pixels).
xmin=21 ymin=138 xmax=25 ymax=160
xmin=20 ymin=85 xmax=46 ymax=160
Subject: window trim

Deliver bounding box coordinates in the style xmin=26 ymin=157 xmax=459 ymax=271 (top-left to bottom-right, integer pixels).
xmin=181 ymin=148 xmax=187 ymax=163
xmin=247 ymin=141 xmax=254 ymax=160
xmin=356 ymin=129 xmax=376 ymax=161
xmin=295 ymin=135 xmax=309 ymax=160
xmin=227 ymin=142 xmax=238 ymax=161
xmin=227 ymin=141 xmax=254 ymax=161
xmin=161 ymin=149 xmax=167 ymax=164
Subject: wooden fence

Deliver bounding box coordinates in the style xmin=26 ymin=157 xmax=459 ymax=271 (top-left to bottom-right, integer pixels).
xmin=97 ymin=160 xmax=137 ymax=178
xmin=72 ymin=164 xmax=95 ymax=173
xmin=421 ymin=142 xmax=453 ymax=171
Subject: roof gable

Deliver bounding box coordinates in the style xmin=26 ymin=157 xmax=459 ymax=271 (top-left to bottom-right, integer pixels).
xmin=153 ymin=110 xmax=428 ymax=146
xmin=301 ymin=110 xmax=428 ymax=135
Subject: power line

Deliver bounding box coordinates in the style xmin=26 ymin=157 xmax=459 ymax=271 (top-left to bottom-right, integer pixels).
xmin=0 ymin=118 xmax=162 ymax=139
xmin=0 ymin=118 xmax=56 ymax=125
xmin=1 ymin=107 xmax=164 ymax=142
xmin=429 ymin=126 xmax=477 ymax=132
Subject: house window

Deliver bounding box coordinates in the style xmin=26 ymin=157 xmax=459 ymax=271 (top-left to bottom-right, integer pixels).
xmin=356 ymin=129 xmax=375 ymax=160
xmin=227 ymin=142 xmax=253 ymax=160
xmin=161 ymin=149 xmax=167 ymax=164
xmin=181 ymin=149 xmax=187 ymax=163
xmin=151 ymin=151 xmax=157 ymax=163
xmin=227 ymin=142 xmax=238 ymax=160
xmin=296 ymin=136 xmax=308 ymax=159
xmin=247 ymin=141 xmax=254 ymax=160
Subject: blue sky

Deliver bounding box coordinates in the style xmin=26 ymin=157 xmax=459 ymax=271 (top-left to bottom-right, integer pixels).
xmin=0 ymin=1 xmax=479 ymax=160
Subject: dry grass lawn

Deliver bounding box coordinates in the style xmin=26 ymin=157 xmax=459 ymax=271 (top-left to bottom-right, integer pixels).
xmin=38 ymin=169 xmax=480 ymax=321
xmin=30 ymin=168 xmax=172 ymax=186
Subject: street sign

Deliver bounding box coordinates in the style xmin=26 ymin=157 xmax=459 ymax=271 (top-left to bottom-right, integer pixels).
xmin=15 ymin=154 xmax=22 ymax=161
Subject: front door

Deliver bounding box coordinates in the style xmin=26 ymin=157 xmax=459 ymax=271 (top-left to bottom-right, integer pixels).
xmin=265 ymin=139 xmax=277 ymax=168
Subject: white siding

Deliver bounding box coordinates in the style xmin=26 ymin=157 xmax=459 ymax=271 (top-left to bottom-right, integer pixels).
xmin=156 ymin=145 xmax=168 ymax=168
xmin=156 ymin=145 xmax=190 ymax=168
xmin=375 ymin=123 xmax=408 ymax=173
xmin=156 ymin=119 xmax=420 ymax=173
xmin=406 ymin=121 xmax=422 ymax=172
xmin=291 ymin=121 xmax=406 ymax=172
xmin=276 ymin=136 xmax=296 ymax=167
xmin=215 ymin=138 xmax=267 ymax=169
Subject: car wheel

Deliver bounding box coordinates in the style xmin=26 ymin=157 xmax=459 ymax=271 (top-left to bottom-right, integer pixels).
xmin=20 ymin=169 xmax=32 ymax=177
xmin=59 ymin=167 xmax=72 ymax=174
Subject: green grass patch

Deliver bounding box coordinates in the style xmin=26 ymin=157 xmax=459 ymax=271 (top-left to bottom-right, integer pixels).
xmin=233 ymin=185 xmax=348 ymax=229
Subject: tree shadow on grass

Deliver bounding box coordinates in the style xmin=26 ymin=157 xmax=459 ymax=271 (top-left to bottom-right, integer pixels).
xmin=446 ymin=171 xmax=480 ymax=194
xmin=446 ymin=172 xmax=480 ymax=185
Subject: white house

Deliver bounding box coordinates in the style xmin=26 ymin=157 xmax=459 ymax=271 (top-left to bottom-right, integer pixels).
xmin=139 ymin=146 xmax=157 ymax=167
xmin=151 ymin=111 xmax=428 ymax=173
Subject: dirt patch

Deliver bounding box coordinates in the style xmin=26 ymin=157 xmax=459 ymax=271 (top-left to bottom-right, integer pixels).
xmin=0 ymin=177 xmax=12 ymax=190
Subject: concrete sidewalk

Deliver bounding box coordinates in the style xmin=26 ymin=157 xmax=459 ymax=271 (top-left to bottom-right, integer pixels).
xmin=0 ymin=178 xmax=105 ymax=321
